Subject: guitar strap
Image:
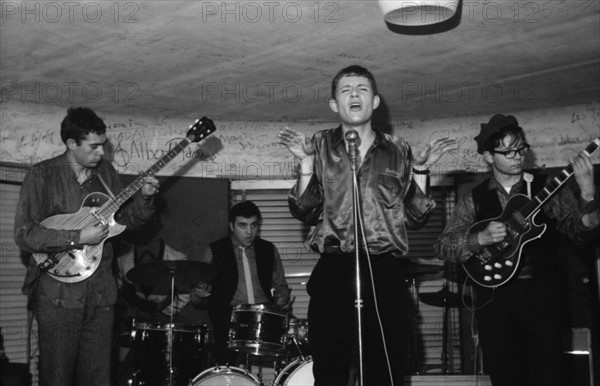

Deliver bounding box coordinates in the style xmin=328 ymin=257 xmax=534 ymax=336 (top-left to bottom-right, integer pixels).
xmin=97 ymin=173 xmax=116 ymax=199
xmin=472 ymin=174 xmax=547 ymax=222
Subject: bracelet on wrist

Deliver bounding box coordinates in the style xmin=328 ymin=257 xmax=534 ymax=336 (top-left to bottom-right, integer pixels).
xmin=412 ymin=168 xmax=430 ymax=175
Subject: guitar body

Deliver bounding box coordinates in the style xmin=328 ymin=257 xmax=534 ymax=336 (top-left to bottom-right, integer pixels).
xmin=461 ymin=137 xmax=600 ymax=288
xmin=463 ymin=194 xmax=546 ymax=288
xmin=32 ymin=192 xmax=126 ymax=283
xmin=29 ymin=116 xmax=216 ymax=283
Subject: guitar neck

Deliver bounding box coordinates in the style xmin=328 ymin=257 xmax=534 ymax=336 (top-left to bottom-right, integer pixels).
xmin=97 ymin=136 xmax=194 ymax=217
xmin=521 ymin=138 xmax=600 ymax=220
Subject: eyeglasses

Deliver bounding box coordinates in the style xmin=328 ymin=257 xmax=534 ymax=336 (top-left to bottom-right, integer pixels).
xmin=491 ymin=144 xmax=530 ymax=159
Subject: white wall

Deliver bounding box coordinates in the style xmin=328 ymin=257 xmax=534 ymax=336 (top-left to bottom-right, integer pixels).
xmin=1 ymin=101 xmax=599 ymax=181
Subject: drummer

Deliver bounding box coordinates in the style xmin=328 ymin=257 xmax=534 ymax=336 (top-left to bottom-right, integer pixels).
xmin=113 ymin=237 xmax=214 ymax=385
xmin=122 ymin=237 xmax=213 ymax=327
xmin=200 ymin=200 xmax=292 ymax=365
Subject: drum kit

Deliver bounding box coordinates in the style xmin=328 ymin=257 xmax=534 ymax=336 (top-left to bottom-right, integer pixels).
xmin=190 ymin=307 xmax=313 ymax=386
xmin=124 ymin=261 xmax=313 ymax=386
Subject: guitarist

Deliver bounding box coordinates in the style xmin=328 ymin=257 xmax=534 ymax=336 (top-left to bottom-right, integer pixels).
xmin=434 ymin=114 xmax=599 ymax=386
xmin=14 ymin=107 xmax=160 ymax=386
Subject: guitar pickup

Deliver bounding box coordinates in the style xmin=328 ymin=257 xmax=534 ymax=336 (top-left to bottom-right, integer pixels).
xmin=90 ymin=208 xmax=108 ymax=226
xmin=39 ymin=257 xmax=57 ymax=270
xmin=474 ymin=249 xmax=492 ymax=261
xmin=505 ymin=225 xmax=520 ymax=240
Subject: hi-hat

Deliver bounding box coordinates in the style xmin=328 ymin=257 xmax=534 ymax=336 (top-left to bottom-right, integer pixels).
xmin=127 ymin=260 xmax=216 ymax=294
xmin=419 ymin=288 xmax=470 ymax=308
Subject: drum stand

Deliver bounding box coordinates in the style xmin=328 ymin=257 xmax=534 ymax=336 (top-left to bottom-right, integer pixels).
xmin=418 ymin=281 xmax=466 ymax=374
xmin=290 ymin=336 xmax=307 ymax=361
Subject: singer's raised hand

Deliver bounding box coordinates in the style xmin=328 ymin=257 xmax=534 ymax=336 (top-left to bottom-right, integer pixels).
xmin=278 ymin=127 xmax=315 ymax=159
xmin=414 ymin=136 xmax=458 ymax=167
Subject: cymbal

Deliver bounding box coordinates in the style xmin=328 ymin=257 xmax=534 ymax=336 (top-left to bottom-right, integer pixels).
xmin=415 ymin=272 xmax=461 ymax=282
xmin=402 ymin=264 xmax=443 ymax=276
xmin=127 ymin=261 xmax=216 ymax=294
xmin=419 ymin=288 xmax=470 ymax=308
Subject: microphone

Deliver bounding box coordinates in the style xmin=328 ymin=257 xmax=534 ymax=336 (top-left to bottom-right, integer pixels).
xmin=345 ymin=130 xmax=360 ymax=170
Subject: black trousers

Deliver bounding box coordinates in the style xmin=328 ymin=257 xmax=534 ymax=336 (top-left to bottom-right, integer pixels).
xmin=307 ymin=253 xmax=413 ymax=386
xmin=475 ymin=277 xmax=563 ymax=386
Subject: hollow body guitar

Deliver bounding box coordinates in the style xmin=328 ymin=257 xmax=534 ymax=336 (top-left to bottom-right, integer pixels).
xmin=462 ymin=137 xmax=600 ymax=288
xmin=32 ymin=117 xmax=216 ymax=283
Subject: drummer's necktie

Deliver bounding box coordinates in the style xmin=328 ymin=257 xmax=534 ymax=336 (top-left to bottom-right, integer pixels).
xmin=239 ymin=246 xmax=255 ymax=304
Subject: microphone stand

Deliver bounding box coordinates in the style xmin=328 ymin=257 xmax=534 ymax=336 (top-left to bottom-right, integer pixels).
xmin=168 ymin=267 xmax=175 ymax=386
xmin=349 ymin=142 xmax=364 ymax=386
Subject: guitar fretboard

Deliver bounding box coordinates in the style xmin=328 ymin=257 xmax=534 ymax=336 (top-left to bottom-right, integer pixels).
xmin=97 ymin=136 xmax=193 ymax=218
xmin=519 ymin=138 xmax=599 ymax=220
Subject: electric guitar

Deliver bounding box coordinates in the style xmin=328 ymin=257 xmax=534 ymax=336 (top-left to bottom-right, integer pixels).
xmin=33 ymin=117 xmax=216 ymax=283
xmin=462 ymin=137 xmax=600 ymax=288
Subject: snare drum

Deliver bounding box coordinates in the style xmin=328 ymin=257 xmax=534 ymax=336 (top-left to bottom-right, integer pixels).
xmin=189 ymin=366 xmax=259 ymax=385
xmin=130 ymin=322 xmax=209 ymax=386
xmin=274 ymin=357 xmax=314 ymax=386
xmin=228 ymin=304 xmax=288 ymax=356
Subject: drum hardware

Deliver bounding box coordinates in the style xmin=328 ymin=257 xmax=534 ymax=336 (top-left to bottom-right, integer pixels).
xmin=285 ymin=317 xmax=309 ymax=360
xmin=418 ymin=282 xmax=471 ymax=374
xmin=419 ymin=285 xmax=466 ymax=308
xmin=126 ymin=261 xmax=216 ymax=386
xmin=289 ymin=336 xmax=306 ymax=362
xmin=405 ymin=262 xmax=468 ymax=374
xmin=405 ymin=264 xmax=443 ymax=374
xmin=126 ymin=260 xmax=217 ymax=295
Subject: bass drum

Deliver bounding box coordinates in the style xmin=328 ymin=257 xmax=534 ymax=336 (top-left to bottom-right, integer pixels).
xmin=274 ymin=357 xmax=314 ymax=386
xmin=189 ymin=366 xmax=259 ymax=386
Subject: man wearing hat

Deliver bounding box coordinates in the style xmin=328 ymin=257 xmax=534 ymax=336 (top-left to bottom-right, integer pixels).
xmin=434 ymin=114 xmax=599 ymax=386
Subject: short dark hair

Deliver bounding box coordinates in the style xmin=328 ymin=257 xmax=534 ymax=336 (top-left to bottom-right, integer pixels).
xmin=60 ymin=107 xmax=107 ymax=145
xmin=331 ymin=65 xmax=378 ymax=100
xmin=483 ymin=127 xmax=528 ymax=153
xmin=229 ymin=201 xmax=262 ymax=224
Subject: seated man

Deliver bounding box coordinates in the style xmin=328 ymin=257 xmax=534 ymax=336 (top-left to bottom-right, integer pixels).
xmin=203 ymin=201 xmax=292 ymax=365
xmin=114 ymin=237 xmax=212 ymax=386
xmin=118 ymin=237 xmax=212 ymax=326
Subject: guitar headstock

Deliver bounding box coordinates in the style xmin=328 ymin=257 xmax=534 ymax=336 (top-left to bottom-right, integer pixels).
xmin=187 ymin=117 xmax=217 ymax=143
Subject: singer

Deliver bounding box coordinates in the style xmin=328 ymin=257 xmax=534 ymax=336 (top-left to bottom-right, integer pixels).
xmin=278 ymin=65 xmax=457 ymax=386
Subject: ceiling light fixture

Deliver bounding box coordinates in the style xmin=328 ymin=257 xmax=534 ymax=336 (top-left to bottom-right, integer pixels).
xmin=378 ymin=0 xmax=459 ymax=26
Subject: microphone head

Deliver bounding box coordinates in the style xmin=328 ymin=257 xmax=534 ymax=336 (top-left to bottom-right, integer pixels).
xmin=345 ymin=130 xmax=360 ymax=142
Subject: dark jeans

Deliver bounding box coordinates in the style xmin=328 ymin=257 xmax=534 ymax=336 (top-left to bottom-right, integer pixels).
xmin=307 ymin=253 xmax=413 ymax=386
xmin=35 ymin=294 xmax=114 ymax=386
xmin=475 ymin=277 xmax=563 ymax=386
